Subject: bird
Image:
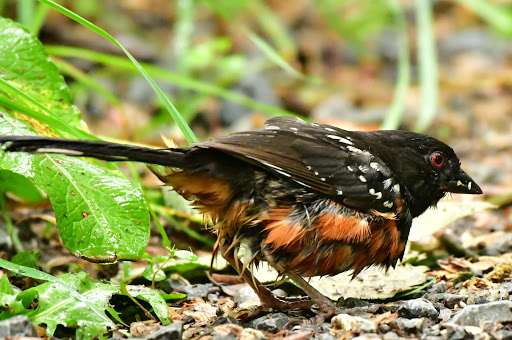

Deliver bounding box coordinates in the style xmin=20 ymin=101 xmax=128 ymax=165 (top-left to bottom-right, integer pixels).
xmin=0 ymin=116 xmax=482 ymax=319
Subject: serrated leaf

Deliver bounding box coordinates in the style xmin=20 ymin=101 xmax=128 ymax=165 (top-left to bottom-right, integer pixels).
xmin=0 ymin=111 xmax=149 ymax=261
xmin=20 ymin=271 xmax=169 ymax=338
xmin=0 ymin=18 xmax=150 ymax=261
xmin=0 ymin=17 xmax=82 ymax=132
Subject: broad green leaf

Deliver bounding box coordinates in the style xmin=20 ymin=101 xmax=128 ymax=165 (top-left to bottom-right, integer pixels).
xmin=0 ymin=17 xmax=83 ymax=133
xmin=0 ymin=18 xmax=150 ymax=261
xmin=18 ymin=271 xmax=169 ymax=338
xmin=0 ymin=170 xmax=44 ymax=202
xmin=0 ymin=106 xmax=149 ymax=261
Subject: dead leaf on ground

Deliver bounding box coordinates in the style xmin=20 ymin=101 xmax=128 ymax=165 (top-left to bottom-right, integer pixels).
xmin=251 ymin=263 xmax=429 ymax=300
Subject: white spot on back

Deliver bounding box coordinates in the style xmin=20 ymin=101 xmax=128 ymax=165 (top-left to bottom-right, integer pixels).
xmin=306 ymin=166 xmax=312 ymax=170
xmin=320 ymin=177 xmax=326 ymax=181
xmin=337 ymin=190 xmax=343 ymax=195
xmin=314 ymin=171 xmax=319 ymax=176
xmin=359 ymin=175 xmax=367 ymax=183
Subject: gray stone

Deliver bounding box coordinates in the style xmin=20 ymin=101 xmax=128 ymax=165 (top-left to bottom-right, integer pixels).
xmin=438 ymin=28 xmax=511 ymax=62
xmin=315 ymin=333 xmax=337 ymax=340
xmin=499 ymin=282 xmax=512 ymax=295
xmin=0 ymin=315 xmax=37 ymax=338
xmin=183 ymin=284 xmax=210 ymax=299
xmin=398 ymin=298 xmax=439 ymax=320
xmin=382 ymin=332 xmax=399 ymax=339
xmin=146 ymin=322 xmax=183 ymax=340
xmin=439 ymin=308 xmax=452 ymax=321
xmin=429 ymin=281 xmax=447 ymax=293
xmin=450 ymin=301 xmax=512 ymax=327
xmin=246 ymin=313 xmax=291 ymax=333
xmin=493 ymin=329 xmax=512 ymax=340
xmin=395 ymin=317 xmax=424 ymax=333
xmin=233 ymin=285 xmax=259 ymax=305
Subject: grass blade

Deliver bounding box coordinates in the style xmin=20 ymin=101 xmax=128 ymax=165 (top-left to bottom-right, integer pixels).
xmin=37 ymin=0 xmax=198 ymax=143
xmin=381 ymin=0 xmax=410 ymax=130
xmin=414 ymin=0 xmax=438 ymax=132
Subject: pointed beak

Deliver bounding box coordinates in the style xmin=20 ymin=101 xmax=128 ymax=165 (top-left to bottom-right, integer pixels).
xmin=441 ymin=169 xmax=482 ymax=195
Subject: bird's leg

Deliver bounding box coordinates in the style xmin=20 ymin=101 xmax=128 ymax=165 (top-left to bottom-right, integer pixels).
xmin=285 ymin=271 xmax=340 ymax=321
xmin=219 ymin=239 xmax=313 ymax=311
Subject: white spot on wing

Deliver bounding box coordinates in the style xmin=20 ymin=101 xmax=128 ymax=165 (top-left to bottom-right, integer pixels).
xmin=392 ymin=184 xmax=400 ymax=193
xmin=337 ymin=190 xmax=343 ymax=195
xmin=383 ymin=178 xmax=393 ymax=189
xmin=369 ymin=188 xmax=383 ymax=199
xmin=347 ymin=166 xmax=354 ymax=172
xmin=359 ymin=175 xmax=367 ymax=183
xmin=383 ymin=201 xmax=393 ymax=208
xmin=347 ymin=145 xmax=372 ymax=156
xmin=370 ymin=162 xmax=382 ymax=171
xmin=325 ymin=127 xmax=336 ymax=132
xmin=325 ymin=134 xmax=353 ymax=145
xmin=314 ymin=171 xmax=319 ymax=176
xmin=320 ymin=177 xmax=326 ymax=181
xmin=265 ymin=125 xmax=280 ymax=130
xmin=290 ymin=127 xmax=298 ymax=131
xmin=468 ymin=182 xmax=472 ymax=190
xmin=359 ymin=165 xmax=369 ymax=173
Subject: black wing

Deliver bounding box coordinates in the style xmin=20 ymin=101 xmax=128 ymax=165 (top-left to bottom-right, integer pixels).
xmin=199 ymin=117 xmax=401 ymax=213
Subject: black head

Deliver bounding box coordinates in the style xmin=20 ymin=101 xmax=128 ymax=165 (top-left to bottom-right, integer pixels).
xmin=367 ymin=131 xmax=482 ymax=217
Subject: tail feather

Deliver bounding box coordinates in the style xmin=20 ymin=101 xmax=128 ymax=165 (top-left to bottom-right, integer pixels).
xmin=0 ymin=136 xmax=188 ymax=168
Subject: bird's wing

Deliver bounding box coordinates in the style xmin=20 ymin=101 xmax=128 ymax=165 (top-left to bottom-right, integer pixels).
xmin=199 ymin=117 xmax=401 ymax=213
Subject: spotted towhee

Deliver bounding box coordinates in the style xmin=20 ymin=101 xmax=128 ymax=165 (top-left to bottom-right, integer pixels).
xmin=0 ymin=116 xmax=482 ymax=319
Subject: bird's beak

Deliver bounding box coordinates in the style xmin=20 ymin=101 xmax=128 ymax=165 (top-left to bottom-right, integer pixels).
xmin=441 ymin=169 xmax=482 ymax=195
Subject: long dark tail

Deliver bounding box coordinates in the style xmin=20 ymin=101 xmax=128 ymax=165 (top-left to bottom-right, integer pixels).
xmin=0 ymin=136 xmax=189 ymax=167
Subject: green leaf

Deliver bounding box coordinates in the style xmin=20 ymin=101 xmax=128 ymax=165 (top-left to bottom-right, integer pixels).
xmin=0 ymin=18 xmax=150 ymax=261
xmin=174 ymin=250 xmax=198 ymax=262
xmin=0 ymin=17 xmax=82 ymax=132
xmin=0 ymin=268 xmax=170 ymax=338
xmin=11 ymin=251 xmax=39 ymax=269
xmin=22 ymin=271 xmax=169 ymax=338
xmin=37 ymin=0 xmax=198 ymax=143
xmin=0 ymin=112 xmax=149 ymax=261
xmin=0 ymin=170 xmax=43 ymax=202
xmin=143 ymin=266 xmax=166 ymax=282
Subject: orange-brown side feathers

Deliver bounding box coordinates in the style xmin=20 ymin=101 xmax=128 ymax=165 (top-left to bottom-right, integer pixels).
xmin=351 ymin=219 xmax=402 ymax=277
xmin=315 ymin=212 xmax=371 ymax=243
xmin=263 ymin=208 xmax=307 ymax=250
xmin=288 ymin=245 xmax=353 ymax=277
xmin=155 ymin=171 xmax=233 ymax=214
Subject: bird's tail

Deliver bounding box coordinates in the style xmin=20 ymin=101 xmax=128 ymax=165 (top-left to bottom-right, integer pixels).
xmin=0 ymin=136 xmax=189 ymax=167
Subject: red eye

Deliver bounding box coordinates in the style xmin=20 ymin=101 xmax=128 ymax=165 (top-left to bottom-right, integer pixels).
xmin=431 ymin=152 xmax=445 ymax=167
